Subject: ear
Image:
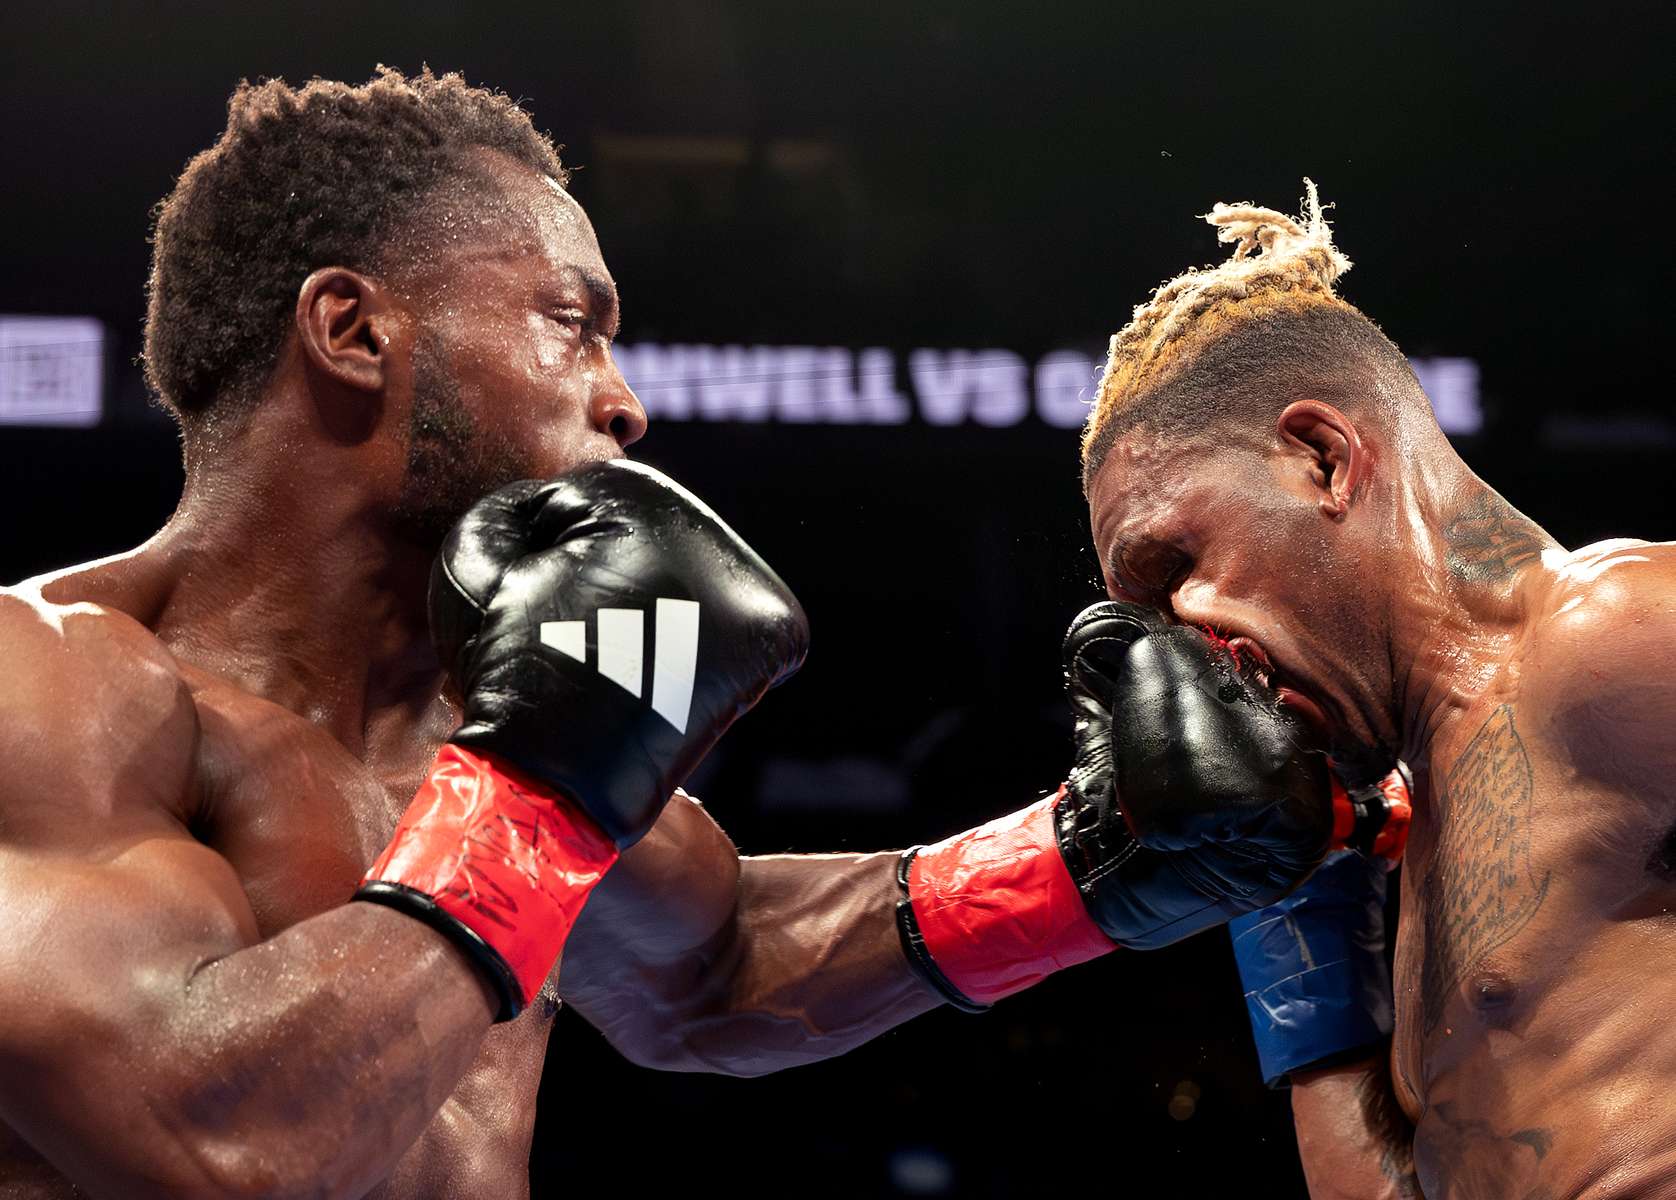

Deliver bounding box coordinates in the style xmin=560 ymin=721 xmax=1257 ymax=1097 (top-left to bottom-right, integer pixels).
xmin=294 ymin=267 xmax=393 ymax=396
xmin=1276 ymin=400 xmax=1367 ymax=520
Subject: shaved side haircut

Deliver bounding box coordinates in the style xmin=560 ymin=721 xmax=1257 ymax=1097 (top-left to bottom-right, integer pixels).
xmin=1081 ymin=181 xmax=1430 ymax=489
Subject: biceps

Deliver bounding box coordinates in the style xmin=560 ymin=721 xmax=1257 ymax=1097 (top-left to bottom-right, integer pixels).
xmin=0 ymin=835 xmax=257 ymax=1066
xmin=557 ymin=796 xmax=743 ymax=1066
xmin=567 ymin=792 xmax=742 ymax=962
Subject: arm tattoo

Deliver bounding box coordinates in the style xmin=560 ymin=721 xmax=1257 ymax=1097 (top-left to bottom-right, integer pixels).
xmin=1420 ymin=706 xmax=1551 ymax=1034
xmin=1441 ymin=491 xmax=1548 ymax=583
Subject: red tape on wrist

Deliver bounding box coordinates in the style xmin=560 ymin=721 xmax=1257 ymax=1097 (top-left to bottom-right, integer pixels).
xmin=361 ymin=744 xmax=619 ymax=1013
xmin=907 ymin=792 xmax=1115 ymax=1005
xmin=1368 ymin=771 xmax=1412 ymax=861
xmin=1329 ymin=776 xmax=1356 ymax=847
xmin=1327 ymin=769 xmax=1413 ymax=864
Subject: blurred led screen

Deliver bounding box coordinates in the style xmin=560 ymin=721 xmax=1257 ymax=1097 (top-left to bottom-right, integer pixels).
xmin=619 ymin=344 xmax=1483 ymax=435
xmin=0 ymin=315 xmax=104 ymax=427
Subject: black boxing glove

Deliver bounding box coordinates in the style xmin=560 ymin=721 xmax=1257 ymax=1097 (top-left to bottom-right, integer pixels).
xmin=896 ymin=601 xmax=1334 ymax=1011
xmin=430 ymin=459 xmax=809 ymax=847
xmin=358 ymin=460 xmax=808 ymax=1017
xmin=1056 ymin=601 xmax=1333 ymax=946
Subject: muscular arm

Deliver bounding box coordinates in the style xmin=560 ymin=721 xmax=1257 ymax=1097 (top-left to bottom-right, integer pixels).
xmin=0 ymin=600 xmax=496 ymax=1199
xmin=562 ymin=592 xmax=1362 ymax=1075
xmin=1291 ymin=1054 xmax=1423 ymax=1200
xmin=560 ymin=794 xmax=940 ymax=1076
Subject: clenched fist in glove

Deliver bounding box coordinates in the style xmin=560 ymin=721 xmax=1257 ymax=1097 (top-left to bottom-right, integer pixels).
xmin=358 ymin=461 xmax=808 ymax=1018
xmin=897 ymin=601 xmax=1340 ymax=1010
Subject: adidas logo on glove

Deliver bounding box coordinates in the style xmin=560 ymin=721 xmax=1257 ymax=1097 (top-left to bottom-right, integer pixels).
xmin=539 ymin=600 xmax=700 ymax=733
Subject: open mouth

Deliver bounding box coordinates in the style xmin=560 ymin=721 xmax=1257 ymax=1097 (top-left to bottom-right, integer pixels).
xmin=1221 ymin=634 xmax=1336 ymax=743
xmin=1222 ymin=636 xmax=1274 ymax=688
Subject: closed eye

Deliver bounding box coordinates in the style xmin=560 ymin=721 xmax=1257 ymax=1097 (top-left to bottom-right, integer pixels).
xmin=1121 ymin=542 xmax=1192 ymax=606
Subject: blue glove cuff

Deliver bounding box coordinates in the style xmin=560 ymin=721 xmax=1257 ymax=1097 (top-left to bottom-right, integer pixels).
xmin=1229 ymin=850 xmax=1393 ymax=1087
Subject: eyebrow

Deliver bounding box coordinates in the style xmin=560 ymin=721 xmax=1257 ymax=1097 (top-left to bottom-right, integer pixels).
xmin=1101 ymin=527 xmax=1136 ymax=576
xmin=555 ymin=266 xmax=621 ymax=338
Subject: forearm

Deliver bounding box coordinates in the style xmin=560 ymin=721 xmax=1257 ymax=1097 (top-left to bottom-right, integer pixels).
xmin=662 ymin=850 xmax=936 ymax=1074
xmin=10 ymin=902 xmax=494 ymax=1200
xmin=561 ymin=796 xmax=937 ymax=1075
xmin=1291 ymin=1053 xmax=1422 ymax=1200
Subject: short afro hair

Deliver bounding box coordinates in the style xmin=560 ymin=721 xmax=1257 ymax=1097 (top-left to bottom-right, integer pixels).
xmin=144 ymin=66 xmax=567 ymax=421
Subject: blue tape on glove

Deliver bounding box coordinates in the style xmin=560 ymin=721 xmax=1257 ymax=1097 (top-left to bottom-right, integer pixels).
xmin=1229 ymin=849 xmax=1393 ymax=1087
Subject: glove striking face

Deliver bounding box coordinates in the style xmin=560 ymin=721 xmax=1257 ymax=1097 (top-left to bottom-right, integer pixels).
xmin=1056 ymin=601 xmax=1334 ymax=948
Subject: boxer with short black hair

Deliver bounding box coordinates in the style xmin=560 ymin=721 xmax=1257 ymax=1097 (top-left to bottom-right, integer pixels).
xmin=0 ymin=70 xmax=1354 ymax=1198
xmin=1082 ymin=182 xmax=1676 ymax=1198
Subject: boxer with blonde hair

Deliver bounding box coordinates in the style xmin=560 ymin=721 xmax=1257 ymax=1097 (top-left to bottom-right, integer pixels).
xmin=1083 ymin=182 xmax=1676 ymax=1198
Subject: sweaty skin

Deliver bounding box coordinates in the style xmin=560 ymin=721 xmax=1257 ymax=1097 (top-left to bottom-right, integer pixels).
xmin=0 ymin=151 xmax=933 ymax=1199
xmin=1389 ymin=540 xmax=1676 ymax=1199
xmin=1088 ymin=410 xmax=1676 ymax=1200
xmin=1290 ymin=1056 xmax=1422 ymax=1200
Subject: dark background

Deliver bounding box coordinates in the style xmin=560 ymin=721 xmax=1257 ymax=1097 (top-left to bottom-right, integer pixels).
xmin=2 ymin=3 xmax=1671 ymax=1196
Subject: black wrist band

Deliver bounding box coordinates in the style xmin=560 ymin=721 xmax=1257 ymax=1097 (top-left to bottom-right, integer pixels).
xmin=893 ymin=847 xmax=991 ymax=1014
xmin=355 ymin=881 xmax=523 ymax=1022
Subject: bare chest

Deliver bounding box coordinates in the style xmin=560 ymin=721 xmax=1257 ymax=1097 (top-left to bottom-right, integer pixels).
xmin=1396 ymin=704 xmax=1556 ymax=1066
xmin=198 ymin=708 xmax=412 ymax=933
xmin=195 ymin=695 xmax=553 ymax=1198
xmin=1390 ymin=699 xmax=1676 ymax=1192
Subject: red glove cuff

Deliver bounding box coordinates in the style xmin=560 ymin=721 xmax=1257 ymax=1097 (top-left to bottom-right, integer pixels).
xmin=904 ymin=790 xmax=1116 ymax=1006
xmin=358 ymin=744 xmax=619 ymax=1019
xmin=1328 ymin=768 xmax=1413 ymax=865
xmin=1365 ymin=770 xmax=1412 ymax=861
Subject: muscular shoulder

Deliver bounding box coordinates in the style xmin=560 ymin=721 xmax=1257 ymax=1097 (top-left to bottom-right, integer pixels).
xmin=1529 ymin=539 xmax=1676 ymax=665
xmin=0 ymin=588 xmax=200 ymax=840
xmin=1520 ymin=541 xmax=1676 ymax=786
